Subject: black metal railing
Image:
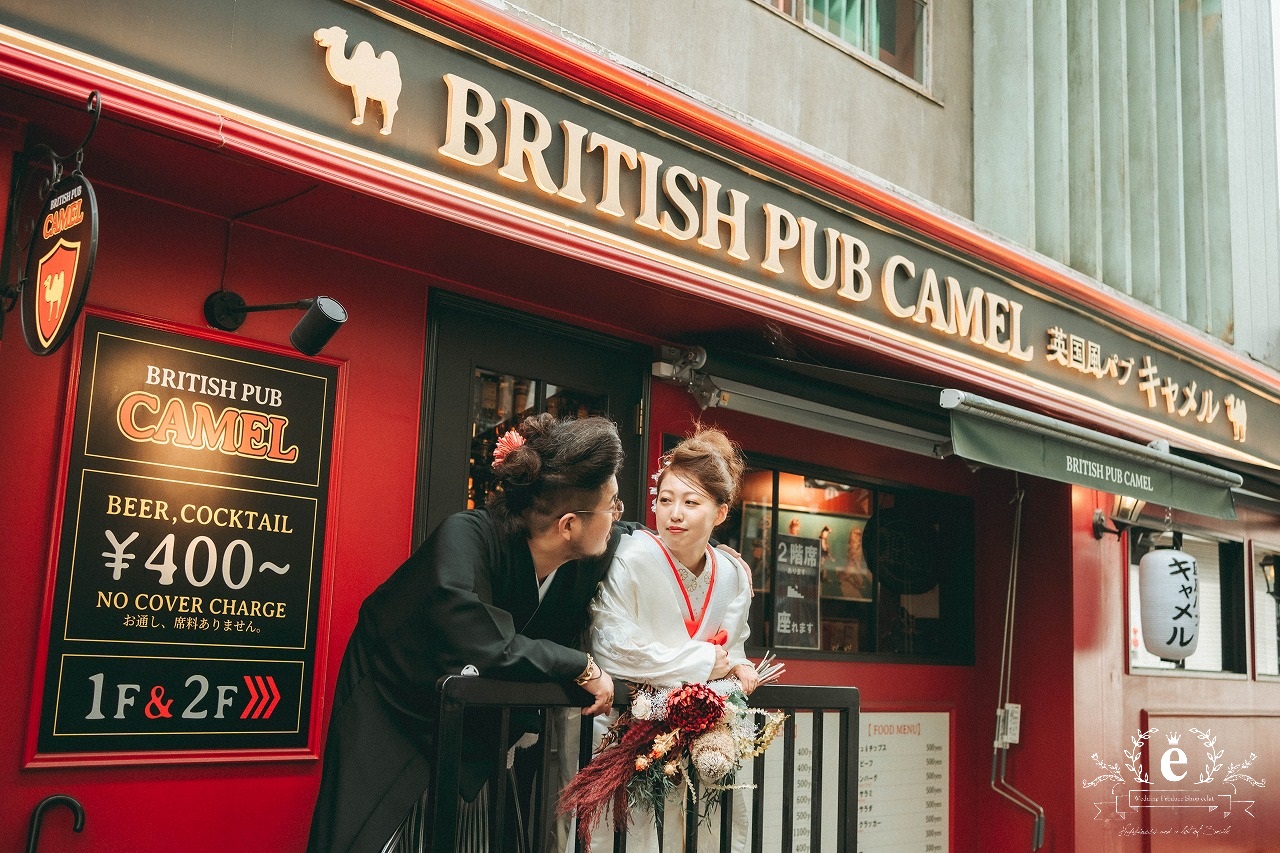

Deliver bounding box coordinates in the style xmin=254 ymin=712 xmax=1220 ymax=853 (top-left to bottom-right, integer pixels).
xmin=427 ymin=677 xmax=859 ymax=853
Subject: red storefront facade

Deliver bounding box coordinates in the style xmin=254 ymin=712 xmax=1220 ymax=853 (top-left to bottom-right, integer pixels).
xmin=2 ymin=2 xmax=1279 ymax=850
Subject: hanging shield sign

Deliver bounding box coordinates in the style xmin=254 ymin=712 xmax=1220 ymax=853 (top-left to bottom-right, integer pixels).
xmin=21 ymin=173 xmax=97 ymax=356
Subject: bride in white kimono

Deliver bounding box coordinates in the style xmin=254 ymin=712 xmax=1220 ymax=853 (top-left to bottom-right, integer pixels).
xmin=587 ymin=427 xmax=759 ymax=853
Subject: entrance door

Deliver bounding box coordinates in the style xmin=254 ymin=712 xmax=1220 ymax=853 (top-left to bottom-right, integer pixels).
xmin=416 ymin=293 xmax=648 ymax=542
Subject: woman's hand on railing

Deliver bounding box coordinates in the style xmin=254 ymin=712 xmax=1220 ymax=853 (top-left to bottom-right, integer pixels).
xmin=581 ymin=668 xmax=616 ymax=715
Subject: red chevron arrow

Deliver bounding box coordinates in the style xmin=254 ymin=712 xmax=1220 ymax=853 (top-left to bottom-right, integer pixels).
xmin=240 ymin=675 xmax=260 ymax=719
xmin=240 ymin=675 xmax=282 ymax=719
xmin=262 ymin=676 xmax=281 ymax=719
xmin=251 ymin=676 xmax=269 ymax=719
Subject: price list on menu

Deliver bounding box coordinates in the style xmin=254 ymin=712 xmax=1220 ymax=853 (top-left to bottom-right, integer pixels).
xmin=759 ymin=711 xmax=841 ymax=852
xmin=857 ymin=711 xmax=949 ymax=852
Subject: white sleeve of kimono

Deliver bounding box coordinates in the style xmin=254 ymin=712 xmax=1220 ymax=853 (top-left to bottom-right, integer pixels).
xmin=720 ymin=552 xmax=754 ymax=669
xmin=589 ymin=555 xmax=717 ymax=685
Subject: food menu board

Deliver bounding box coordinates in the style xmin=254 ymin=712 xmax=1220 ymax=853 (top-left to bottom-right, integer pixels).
xmin=29 ymin=312 xmax=339 ymax=761
xmin=857 ymin=711 xmax=950 ymax=851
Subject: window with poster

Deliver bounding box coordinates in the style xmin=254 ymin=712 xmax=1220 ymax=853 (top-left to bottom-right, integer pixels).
xmin=417 ymin=293 xmax=647 ymax=540
xmin=466 ymin=369 xmax=610 ymax=512
xmin=706 ymin=448 xmax=974 ymax=663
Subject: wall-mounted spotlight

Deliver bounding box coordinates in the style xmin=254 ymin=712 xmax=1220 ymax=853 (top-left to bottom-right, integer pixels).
xmin=204 ymin=290 xmax=346 ymax=356
xmin=1259 ymin=554 xmax=1279 ymax=601
xmin=1092 ymin=493 xmax=1148 ymax=539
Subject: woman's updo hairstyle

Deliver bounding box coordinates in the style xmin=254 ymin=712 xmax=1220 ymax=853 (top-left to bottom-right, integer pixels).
xmin=659 ymin=425 xmax=745 ymax=507
xmin=487 ymin=413 xmax=623 ymax=536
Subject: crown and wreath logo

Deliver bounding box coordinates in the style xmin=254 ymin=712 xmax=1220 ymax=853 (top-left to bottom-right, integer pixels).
xmin=1082 ymin=726 xmax=1265 ymax=824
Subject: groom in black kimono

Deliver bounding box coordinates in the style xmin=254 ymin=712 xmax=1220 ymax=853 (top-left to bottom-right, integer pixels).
xmin=308 ymin=415 xmax=626 ymax=853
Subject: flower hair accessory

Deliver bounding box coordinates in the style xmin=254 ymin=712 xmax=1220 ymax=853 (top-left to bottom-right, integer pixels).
xmin=492 ymin=429 xmax=526 ymax=469
xmin=648 ymin=453 xmax=674 ymax=512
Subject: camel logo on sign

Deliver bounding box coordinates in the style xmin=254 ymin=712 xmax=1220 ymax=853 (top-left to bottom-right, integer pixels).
xmin=34 ymin=238 xmax=80 ymax=349
xmin=1083 ymin=727 xmax=1265 ymax=836
xmin=314 ymin=26 xmax=401 ymax=135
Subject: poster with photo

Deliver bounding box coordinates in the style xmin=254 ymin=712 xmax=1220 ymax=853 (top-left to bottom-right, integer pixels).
xmin=737 ymin=502 xmax=772 ymax=592
xmin=740 ymin=504 xmax=874 ymax=601
xmin=781 ymin=512 xmax=873 ymax=602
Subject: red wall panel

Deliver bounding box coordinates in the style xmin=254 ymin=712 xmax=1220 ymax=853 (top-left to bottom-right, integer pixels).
xmin=0 ymin=181 xmax=428 ymax=850
xmin=1072 ymin=495 xmax=1280 ymax=852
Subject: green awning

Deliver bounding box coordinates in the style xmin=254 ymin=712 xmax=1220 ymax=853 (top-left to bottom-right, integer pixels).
xmin=661 ymin=351 xmax=1244 ymax=521
xmin=940 ymin=390 xmax=1242 ymax=519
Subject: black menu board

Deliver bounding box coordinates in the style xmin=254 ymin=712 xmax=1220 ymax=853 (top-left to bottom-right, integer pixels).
xmin=30 ymin=311 xmax=339 ymax=762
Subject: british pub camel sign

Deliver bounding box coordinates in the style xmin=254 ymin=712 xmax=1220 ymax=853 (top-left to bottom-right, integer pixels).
xmin=1 ymin=91 xmax=100 ymax=356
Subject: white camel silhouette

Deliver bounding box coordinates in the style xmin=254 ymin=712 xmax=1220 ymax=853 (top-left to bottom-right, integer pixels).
xmin=314 ymin=26 xmax=401 ymax=136
xmin=42 ymin=270 xmax=65 ymax=323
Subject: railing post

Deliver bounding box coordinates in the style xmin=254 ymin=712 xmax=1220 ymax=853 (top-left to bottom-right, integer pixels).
xmin=842 ymin=699 xmax=860 ymax=852
xmin=430 ymin=675 xmax=467 ymax=853
xmin=811 ymin=710 xmax=824 ymax=848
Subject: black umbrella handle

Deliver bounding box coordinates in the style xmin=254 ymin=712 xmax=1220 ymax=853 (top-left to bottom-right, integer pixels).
xmin=27 ymin=794 xmax=85 ymax=853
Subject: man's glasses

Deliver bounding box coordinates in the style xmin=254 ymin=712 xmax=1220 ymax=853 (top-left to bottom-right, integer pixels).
xmin=567 ymin=498 xmax=624 ymax=520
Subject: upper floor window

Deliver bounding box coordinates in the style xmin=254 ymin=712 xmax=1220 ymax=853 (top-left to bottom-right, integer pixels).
xmin=760 ymin=0 xmax=929 ymax=85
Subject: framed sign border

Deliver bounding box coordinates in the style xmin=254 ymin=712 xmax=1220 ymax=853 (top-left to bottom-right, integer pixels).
xmin=23 ymin=306 xmax=348 ymax=767
xmin=857 ymin=703 xmax=955 ymax=852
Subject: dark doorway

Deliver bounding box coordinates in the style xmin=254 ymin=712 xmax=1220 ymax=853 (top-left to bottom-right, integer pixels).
xmin=416 ymin=292 xmax=648 ymax=542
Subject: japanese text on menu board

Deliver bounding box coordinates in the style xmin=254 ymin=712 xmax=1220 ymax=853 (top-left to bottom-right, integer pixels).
xmin=33 ymin=314 xmax=337 ymax=759
xmin=858 ymin=711 xmax=949 ymax=851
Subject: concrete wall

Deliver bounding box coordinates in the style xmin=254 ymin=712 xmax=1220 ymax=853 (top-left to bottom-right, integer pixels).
xmin=1224 ymin=0 xmax=1280 ymax=365
xmin=973 ymin=0 xmax=1280 ymax=367
xmin=504 ymin=0 xmax=974 ymax=216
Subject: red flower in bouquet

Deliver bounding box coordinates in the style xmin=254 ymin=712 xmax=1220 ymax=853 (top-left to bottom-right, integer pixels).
xmin=665 ymin=682 xmax=725 ymax=737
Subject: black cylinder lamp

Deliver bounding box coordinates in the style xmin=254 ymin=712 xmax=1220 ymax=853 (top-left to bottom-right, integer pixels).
xmin=204 ymin=290 xmax=347 ymax=355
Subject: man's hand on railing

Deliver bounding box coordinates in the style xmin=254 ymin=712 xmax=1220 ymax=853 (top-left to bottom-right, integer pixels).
xmin=581 ymin=668 xmax=616 ymax=715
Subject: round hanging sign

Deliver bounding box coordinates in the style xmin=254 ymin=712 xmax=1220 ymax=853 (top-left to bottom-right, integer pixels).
xmin=1138 ymin=547 xmax=1199 ymax=661
xmin=21 ymin=172 xmax=97 ymax=356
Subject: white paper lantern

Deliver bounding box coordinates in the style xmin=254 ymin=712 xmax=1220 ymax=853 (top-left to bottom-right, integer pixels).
xmin=1139 ymin=548 xmax=1199 ymax=660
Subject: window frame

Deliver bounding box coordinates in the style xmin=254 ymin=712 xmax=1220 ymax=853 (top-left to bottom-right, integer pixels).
xmin=1250 ymin=541 xmax=1280 ymax=682
xmin=709 ymin=446 xmax=974 ymax=666
xmin=1124 ymin=526 xmax=1249 ymax=679
xmin=749 ymin=0 xmax=934 ymax=96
